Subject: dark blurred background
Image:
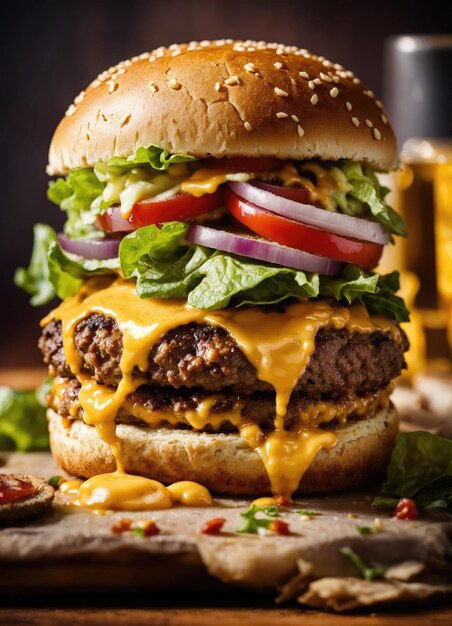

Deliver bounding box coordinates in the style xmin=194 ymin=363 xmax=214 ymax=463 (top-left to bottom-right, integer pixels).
xmin=1 ymin=0 xmax=451 ymax=370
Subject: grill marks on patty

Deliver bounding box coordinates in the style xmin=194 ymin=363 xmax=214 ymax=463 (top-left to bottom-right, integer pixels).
xmin=39 ymin=314 xmax=408 ymax=398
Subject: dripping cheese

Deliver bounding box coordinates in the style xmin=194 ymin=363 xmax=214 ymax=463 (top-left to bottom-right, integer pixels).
xmin=44 ymin=278 xmax=400 ymax=503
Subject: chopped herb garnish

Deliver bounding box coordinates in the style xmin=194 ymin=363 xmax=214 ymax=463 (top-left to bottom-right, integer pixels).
xmin=47 ymin=475 xmax=62 ymax=488
xmin=295 ymin=510 xmax=317 ymax=517
xmin=356 ymin=525 xmax=372 ymax=535
xmin=237 ymin=505 xmax=279 ymax=534
xmin=133 ymin=527 xmax=145 ymax=538
xmin=340 ymin=546 xmax=386 ymax=580
xmin=372 ymin=496 xmax=400 ymax=509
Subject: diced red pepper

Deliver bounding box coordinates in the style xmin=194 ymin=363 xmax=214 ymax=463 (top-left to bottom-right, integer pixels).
xmin=394 ymin=498 xmax=420 ymax=521
xmin=111 ymin=517 xmax=133 ymax=534
xmin=268 ymin=520 xmax=291 ymax=535
xmin=139 ymin=520 xmax=160 ymax=536
xmin=0 ymin=476 xmax=37 ymax=504
xmin=201 ymin=517 xmax=226 ymax=535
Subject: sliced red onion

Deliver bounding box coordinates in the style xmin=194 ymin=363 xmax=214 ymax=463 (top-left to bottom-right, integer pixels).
xmin=58 ymin=233 xmax=120 ymax=259
xmin=228 ymin=181 xmax=389 ymax=245
xmin=186 ymin=225 xmax=342 ymax=276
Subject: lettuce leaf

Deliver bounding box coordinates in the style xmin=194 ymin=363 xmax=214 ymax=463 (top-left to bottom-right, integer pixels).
xmin=47 ymin=168 xmax=106 ymax=240
xmin=14 ymin=224 xmax=117 ymax=305
xmin=17 ymin=222 xmax=409 ymax=321
xmin=47 ymin=145 xmax=197 ymax=239
xmin=373 ymin=432 xmax=452 ymax=512
xmin=319 ymin=266 xmax=409 ymax=322
xmin=0 ymin=381 xmax=51 ymax=451
xmin=119 ymin=222 xmax=409 ymax=319
xmin=339 ymin=161 xmax=407 ymax=237
xmin=102 ymin=144 xmax=197 ymax=173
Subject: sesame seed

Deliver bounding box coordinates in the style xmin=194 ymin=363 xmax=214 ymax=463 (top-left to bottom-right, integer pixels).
xmin=313 ymin=78 xmax=322 ymax=85
xmin=364 ymin=89 xmax=374 ymax=97
xmin=171 ymin=49 xmax=182 ymax=57
xmin=308 ymin=81 xmax=315 ymax=90
xmin=310 ymin=94 xmax=319 ymax=105
xmin=365 ymin=119 xmax=373 ymax=128
xmin=224 ymin=75 xmax=240 ymax=86
xmin=329 ymin=87 xmax=339 ymax=98
xmin=374 ymin=518 xmax=384 ymax=532
xmin=332 ymin=75 xmax=340 ymax=83
xmin=168 ymin=78 xmax=182 ymax=90
xmin=117 ymin=67 xmax=126 ymax=76
xmin=148 ymin=81 xmax=159 ymax=93
xmin=290 ymin=77 xmax=297 ymax=86
xmin=297 ymin=125 xmax=305 ymax=137
xmin=320 ymin=72 xmax=332 ymax=82
xmin=276 ymin=112 xmax=289 ymax=118
xmin=373 ymin=128 xmax=381 ymax=140
xmin=244 ymin=121 xmax=253 ymax=131
xmin=274 ymin=87 xmax=288 ymax=97
xmin=351 ymin=117 xmax=360 ymax=127
xmin=244 ymin=62 xmax=256 ymax=73
xmin=149 ymin=55 xmax=156 ymax=62
xmin=376 ymin=100 xmax=384 ymax=109
xmin=380 ymin=113 xmax=388 ymax=124
xmin=214 ymin=81 xmax=222 ymax=92
xmin=352 ymin=77 xmax=361 ymax=84
xmin=345 ymin=101 xmax=352 ymax=111
xmin=74 ymin=91 xmax=85 ymax=104
xmin=274 ymin=61 xmax=284 ymax=69
xmin=139 ymin=52 xmax=150 ymax=60
xmin=299 ymin=71 xmax=309 ymax=79
xmin=107 ymin=81 xmax=118 ymax=94
xmin=65 ymin=104 xmax=76 ymax=117
xmin=291 ymin=114 xmax=299 ymax=122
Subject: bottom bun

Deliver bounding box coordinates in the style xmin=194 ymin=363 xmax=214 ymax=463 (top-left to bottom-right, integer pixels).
xmin=48 ymin=406 xmax=398 ymax=496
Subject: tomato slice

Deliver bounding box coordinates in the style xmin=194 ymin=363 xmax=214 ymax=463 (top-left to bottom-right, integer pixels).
xmin=204 ymin=157 xmax=282 ymax=171
xmin=225 ymin=189 xmax=383 ymax=268
xmin=97 ymin=189 xmax=224 ymax=232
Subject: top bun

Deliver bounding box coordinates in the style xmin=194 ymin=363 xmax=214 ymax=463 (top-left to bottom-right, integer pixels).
xmin=47 ymin=40 xmax=396 ymax=175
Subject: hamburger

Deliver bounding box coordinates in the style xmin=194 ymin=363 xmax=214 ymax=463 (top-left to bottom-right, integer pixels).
xmin=17 ymin=39 xmax=409 ymax=505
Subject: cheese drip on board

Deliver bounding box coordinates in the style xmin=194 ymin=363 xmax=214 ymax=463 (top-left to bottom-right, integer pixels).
xmin=44 ymin=277 xmax=400 ymax=504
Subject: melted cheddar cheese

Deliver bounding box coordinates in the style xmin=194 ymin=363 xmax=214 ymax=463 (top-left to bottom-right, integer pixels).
xmin=44 ymin=278 xmax=400 ymax=507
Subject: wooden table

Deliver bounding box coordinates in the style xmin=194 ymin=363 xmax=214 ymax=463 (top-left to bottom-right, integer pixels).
xmin=1 ymin=368 xmax=451 ymax=625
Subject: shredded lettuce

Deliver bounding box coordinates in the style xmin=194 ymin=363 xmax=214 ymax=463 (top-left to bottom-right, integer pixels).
xmin=47 ymin=168 xmax=106 ymax=240
xmin=0 ymin=380 xmax=51 ymax=451
xmin=373 ymin=432 xmax=452 ymax=512
xmin=47 ymin=145 xmax=197 ymax=239
xmin=100 ymin=144 xmax=197 ymax=173
xmin=14 ymin=224 xmax=118 ymax=304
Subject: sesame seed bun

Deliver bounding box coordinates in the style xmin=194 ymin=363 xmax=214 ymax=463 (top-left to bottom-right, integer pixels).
xmin=47 ymin=40 xmax=396 ymax=175
xmin=47 ymin=405 xmax=398 ymax=496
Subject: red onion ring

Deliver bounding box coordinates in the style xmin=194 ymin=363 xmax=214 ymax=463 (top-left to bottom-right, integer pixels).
xmin=186 ymin=225 xmax=342 ymax=276
xmin=57 ymin=233 xmax=120 ymax=259
xmin=228 ymin=181 xmax=389 ymax=245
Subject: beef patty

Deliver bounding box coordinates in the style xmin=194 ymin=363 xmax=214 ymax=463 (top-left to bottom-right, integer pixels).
xmin=50 ymin=377 xmax=391 ymax=433
xmin=40 ymin=314 xmax=408 ymax=397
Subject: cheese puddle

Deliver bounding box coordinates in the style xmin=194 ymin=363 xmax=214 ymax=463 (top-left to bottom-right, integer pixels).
xmin=45 ymin=277 xmax=400 ymax=505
